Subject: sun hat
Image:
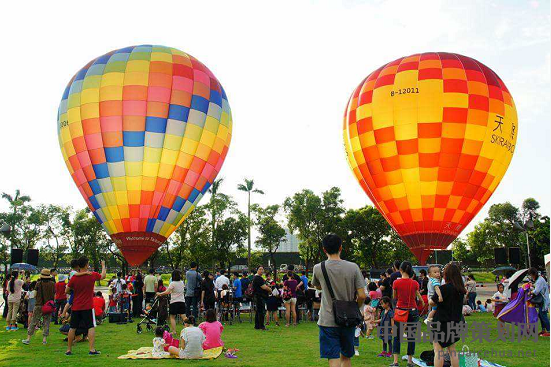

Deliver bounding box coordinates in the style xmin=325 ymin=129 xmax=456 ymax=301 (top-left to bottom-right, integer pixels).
xmin=40 ymin=269 xmax=51 ymax=278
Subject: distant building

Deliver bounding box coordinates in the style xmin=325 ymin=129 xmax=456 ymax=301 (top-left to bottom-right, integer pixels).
xmin=277 ymin=229 xmax=300 ymax=253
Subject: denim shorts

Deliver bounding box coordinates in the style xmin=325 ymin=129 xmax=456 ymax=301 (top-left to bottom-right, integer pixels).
xmin=319 ymin=325 xmax=355 ymax=359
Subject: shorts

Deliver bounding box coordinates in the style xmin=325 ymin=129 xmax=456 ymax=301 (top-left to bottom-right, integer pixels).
xmin=319 ymin=325 xmax=355 ymax=359
xmin=169 ymin=301 xmax=186 ymax=315
xmin=284 ymin=297 xmax=297 ymax=304
xmin=70 ymin=309 xmax=95 ymax=330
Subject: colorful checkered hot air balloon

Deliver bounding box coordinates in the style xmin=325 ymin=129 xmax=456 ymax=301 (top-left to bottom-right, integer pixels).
xmin=57 ymin=45 xmax=232 ymax=266
xmin=343 ymin=52 xmax=517 ymax=264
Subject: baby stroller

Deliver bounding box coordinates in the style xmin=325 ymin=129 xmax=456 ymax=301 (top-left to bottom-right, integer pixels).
xmin=136 ymin=295 xmax=169 ymax=334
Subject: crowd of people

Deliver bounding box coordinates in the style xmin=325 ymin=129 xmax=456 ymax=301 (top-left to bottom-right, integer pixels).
xmin=309 ymin=234 xmax=550 ymax=367
xmin=2 ymin=257 xmax=106 ymax=355
xmin=2 ymin=241 xmax=549 ymax=364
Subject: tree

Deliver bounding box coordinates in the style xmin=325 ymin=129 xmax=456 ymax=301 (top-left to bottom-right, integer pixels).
xmin=451 ymin=238 xmax=477 ymax=265
xmin=40 ymin=204 xmax=70 ymax=268
xmin=466 ymin=221 xmax=495 ymax=266
xmin=214 ymin=213 xmax=248 ymax=271
xmin=237 ymin=178 xmax=264 ymax=270
xmin=164 ymin=205 xmax=211 ymax=270
xmin=284 ymin=189 xmax=322 ymax=271
xmin=1 ymin=190 xmax=33 ymax=251
xmin=284 ymin=188 xmax=346 ymax=269
xmin=344 ymin=206 xmax=390 ymax=268
xmin=255 ymin=205 xmax=286 ymax=280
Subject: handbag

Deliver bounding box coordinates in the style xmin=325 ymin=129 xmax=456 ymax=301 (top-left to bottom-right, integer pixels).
xmin=530 ymin=293 xmax=544 ymax=305
xmin=459 ymin=345 xmax=479 ymax=367
xmin=320 ymin=261 xmax=363 ymax=328
xmin=394 ymin=308 xmax=410 ymax=323
xmin=393 ymin=278 xmax=414 ymax=323
xmin=42 ymin=300 xmax=56 ymax=315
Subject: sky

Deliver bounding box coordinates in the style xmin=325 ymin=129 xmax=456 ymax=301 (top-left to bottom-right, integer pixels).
xmin=0 ymin=0 xmax=549 ymax=243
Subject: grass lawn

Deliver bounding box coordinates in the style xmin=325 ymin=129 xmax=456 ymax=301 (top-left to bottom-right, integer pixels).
xmin=0 ymin=313 xmax=548 ymax=367
xmin=471 ymin=272 xmax=498 ymax=283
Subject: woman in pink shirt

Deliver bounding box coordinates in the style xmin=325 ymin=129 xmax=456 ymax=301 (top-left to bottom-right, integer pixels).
xmin=199 ymin=309 xmax=223 ymax=350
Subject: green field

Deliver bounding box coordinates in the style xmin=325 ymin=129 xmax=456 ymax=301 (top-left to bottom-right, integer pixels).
xmin=0 ymin=312 xmax=548 ymax=367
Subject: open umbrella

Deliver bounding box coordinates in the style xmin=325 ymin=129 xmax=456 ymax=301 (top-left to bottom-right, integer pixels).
xmin=492 ymin=266 xmax=517 ymax=276
xmin=10 ymin=263 xmax=37 ymax=272
xmin=505 ymin=269 xmax=529 ymax=291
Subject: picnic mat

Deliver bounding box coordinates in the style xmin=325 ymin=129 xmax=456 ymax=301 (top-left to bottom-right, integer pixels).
xmin=409 ymin=356 xmax=506 ymax=367
xmin=118 ymin=346 xmax=223 ymax=360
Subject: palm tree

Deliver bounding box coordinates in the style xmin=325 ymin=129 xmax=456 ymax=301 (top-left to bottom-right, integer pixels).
xmin=208 ymin=178 xmax=224 ymax=259
xmin=237 ymin=179 xmax=264 ymax=269
xmin=1 ymin=190 xmax=31 ymax=249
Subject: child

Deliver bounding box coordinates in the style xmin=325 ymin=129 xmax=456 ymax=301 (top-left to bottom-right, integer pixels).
xmin=199 ymin=309 xmax=224 ymax=349
xmin=25 ymin=281 xmax=37 ymax=329
xmin=424 ymin=265 xmax=443 ymax=325
xmin=485 ymin=298 xmax=494 ymax=313
xmin=368 ymin=282 xmax=382 ymax=304
xmin=167 ymin=316 xmax=205 ymax=359
xmin=476 ymin=300 xmax=486 ymax=312
xmin=108 ymin=287 xmax=118 ymax=313
xmin=266 ymin=283 xmax=280 ymax=326
xmin=120 ymin=283 xmax=132 ymax=320
xmin=153 ymin=326 xmax=170 ymax=358
xmin=376 ymin=296 xmax=393 ymax=357
xmin=363 ymin=296 xmax=376 ymax=339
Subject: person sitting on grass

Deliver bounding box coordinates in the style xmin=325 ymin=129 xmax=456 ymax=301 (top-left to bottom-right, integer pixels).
xmin=475 ymin=300 xmax=486 ymax=312
xmin=152 ymin=326 xmax=170 ymax=358
xmin=199 ymin=309 xmax=224 ymax=350
xmin=59 ymin=309 xmax=88 ymax=344
xmin=167 ymin=316 xmax=205 ymax=359
xmin=485 ymin=299 xmax=494 ymax=313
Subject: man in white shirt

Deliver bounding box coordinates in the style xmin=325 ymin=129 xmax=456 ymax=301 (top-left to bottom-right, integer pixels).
xmin=214 ymin=270 xmax=230 ymax=291
xmin=111 ymin=272 xmax=126 ymax=294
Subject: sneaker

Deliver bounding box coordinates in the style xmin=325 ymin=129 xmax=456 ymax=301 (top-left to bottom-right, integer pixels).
xmin=541 ymin=332 xmax=550 ymax=337
xmin=377 ymin=352 xmax=387 ymax=357
xmin=354 ymin=350 xmax=360 ymax=356
xmin=424 ymin=318 xmax=432 ymax=325
xmin=65 ymin=351 xmax=72 ymax=356
xmin=89 ymin=350 xmax=101 ymax=355
xmin=21 ymin=339 xmax=30 ymax=345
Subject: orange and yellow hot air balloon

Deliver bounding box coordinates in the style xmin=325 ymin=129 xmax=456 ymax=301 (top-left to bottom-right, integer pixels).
xmin=343 ymin=52 xmax=517 ymax=264
xmin=57 ymin=45 xmax=232 ymax=266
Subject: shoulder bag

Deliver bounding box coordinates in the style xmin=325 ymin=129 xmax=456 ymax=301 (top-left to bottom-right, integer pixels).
xmin=320 ymin=261 xmax=363 ymax=327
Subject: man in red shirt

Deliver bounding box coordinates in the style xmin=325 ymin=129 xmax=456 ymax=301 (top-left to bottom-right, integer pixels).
xmin=54 ymin=275 xmax=68 ymax=325
xmin=65 ymin=257 xmax=106 ymax=356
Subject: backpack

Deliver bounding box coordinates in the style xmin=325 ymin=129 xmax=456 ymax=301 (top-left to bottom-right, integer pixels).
xmin=282 ymin=287 xmax=292 ymax=301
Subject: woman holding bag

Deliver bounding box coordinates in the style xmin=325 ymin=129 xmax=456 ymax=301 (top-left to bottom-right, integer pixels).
xmin=391 ymin=261 xmax=424 ymax=367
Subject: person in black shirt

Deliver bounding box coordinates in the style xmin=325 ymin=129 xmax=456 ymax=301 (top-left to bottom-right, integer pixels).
xmin=430 ymin=263 xmax=466 ymax=367
xmin=240 ymin=273 xmax=250 ymax=302
xmin=252 ymin=266 xmax=271 ymax=330
xmin=380 ymin=268 xmax=393 ymax=299
xmin=389 ymin=260 xmax=401 ymax=285
xmin=201 ymin=271 xmax=216 ymax=311
xmin=418 ymin=269 xmax=428 ymax=296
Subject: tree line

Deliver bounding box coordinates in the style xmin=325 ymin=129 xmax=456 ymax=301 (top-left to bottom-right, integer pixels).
xmin=0 ymin=185 xmax=548 ymax=273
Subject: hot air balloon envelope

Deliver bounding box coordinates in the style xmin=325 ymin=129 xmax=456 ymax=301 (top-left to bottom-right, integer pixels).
xmin=58 ymin=45 xmax=232 ymax=265
xmin=343 ymin=52 xmax=517 ymax=264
